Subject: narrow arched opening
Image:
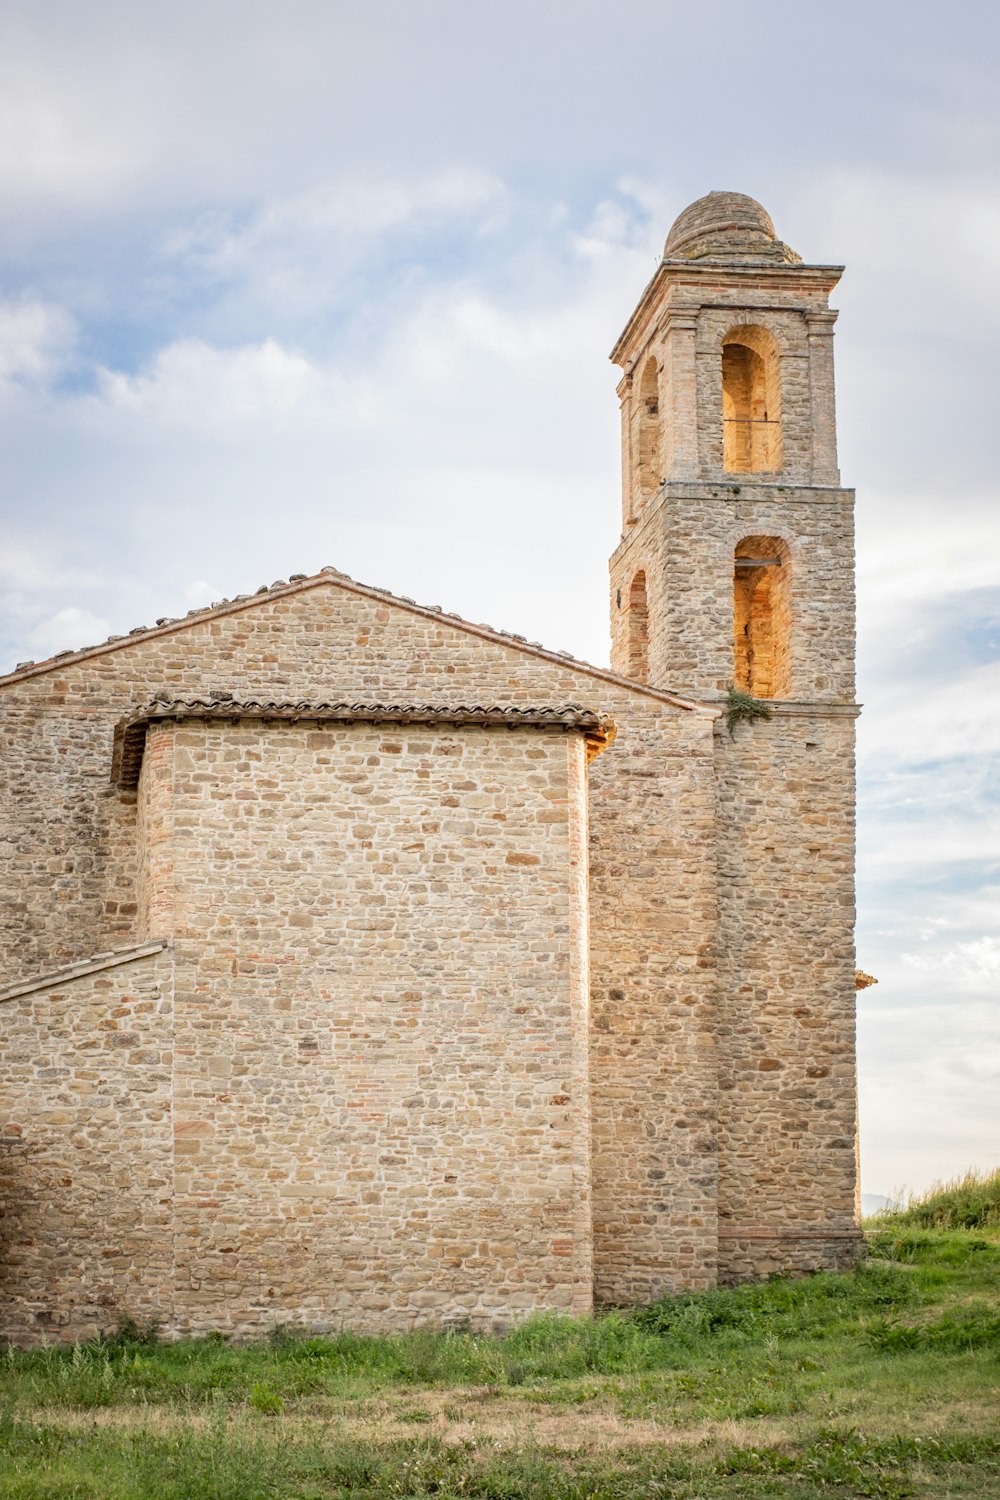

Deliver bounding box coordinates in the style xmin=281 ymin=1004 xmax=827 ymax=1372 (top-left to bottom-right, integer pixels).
xmin=722 ymin=327 xmax=782 ymax=473
xmin=636 ymin=357 xmax=660 ymax=503
xmin=626 ymin=570 xmax=649 ymax=683
xmin=733 ymin=536 xmax=791 ymax=697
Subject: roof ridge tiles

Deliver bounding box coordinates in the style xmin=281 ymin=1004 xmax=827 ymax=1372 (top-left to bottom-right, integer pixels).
xmin=0 ymin=565 xmax=714 ymax=715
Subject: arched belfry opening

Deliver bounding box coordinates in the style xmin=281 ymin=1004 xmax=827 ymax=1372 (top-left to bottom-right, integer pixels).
xmin=733 ymin=536 xmax=791 ymax=698
xmin=625 ymin=570 xmax=649 ymax=683
xmin=636 ymin=357 xmax=661 ymax=503
xmin=722 ymin=326 xmax=782 ymax=474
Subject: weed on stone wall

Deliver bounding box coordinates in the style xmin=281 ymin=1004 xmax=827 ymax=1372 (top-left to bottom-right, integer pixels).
xmin=724 ymin=686 xmax=773 ymax=738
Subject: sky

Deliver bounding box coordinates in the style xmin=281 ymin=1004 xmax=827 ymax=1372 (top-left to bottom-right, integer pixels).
xmin=0 ymin=0 xmax=997 ymax=1199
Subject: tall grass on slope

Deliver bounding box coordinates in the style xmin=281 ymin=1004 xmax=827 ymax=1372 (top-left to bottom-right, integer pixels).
xmin=871 ymin=1167 xmax=1000 ymax=1230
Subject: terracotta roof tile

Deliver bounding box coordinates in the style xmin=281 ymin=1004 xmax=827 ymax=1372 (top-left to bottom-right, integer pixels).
xmin=111 ymin=698 xmax=617 ymax=788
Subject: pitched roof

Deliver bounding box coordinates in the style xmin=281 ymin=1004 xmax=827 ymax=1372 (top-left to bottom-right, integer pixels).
xmin=1 ymin=565 xmax=713 ymax=715
xmin=111 ymin=698 xmax=617 ymax=788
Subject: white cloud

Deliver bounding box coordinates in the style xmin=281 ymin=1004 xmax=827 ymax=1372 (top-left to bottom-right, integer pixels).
xmin=167 ymin=170 xmax=505 ymax=271
xmin=0 ymin=40 xmax=147 ymax=203
xmin=0 ymin=544 xmax=96 ymax=592
xmin=901 ymin=935 xmax=1000 ymax=987
xmin=181 ymin=579 xmax=224 ymax=608
xmin=793 ymin=170 xmax=1000 ymax=324
xmin=859 ymin=995 xmax=1000 ymax=1195
xmin=93 ymin=336 xmax=370 ymax=435
xmin=158 ymin=171 xmax=508 ymax=322
xmin=858 ymin=660 xmax=1000 ymax=769
xmin=0 ymin=299 xmax=75 ymax=388
xmin=857 ymin=505 xmax=1000 ymax=615
xmin=26 ymin=605 xmax=111 ymax=655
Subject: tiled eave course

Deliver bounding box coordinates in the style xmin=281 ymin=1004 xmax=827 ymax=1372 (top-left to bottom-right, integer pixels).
xmin=0 ymin=567 xmax=713 ymax=719
xmin=112 ymin=698 xmax=618 ymax=789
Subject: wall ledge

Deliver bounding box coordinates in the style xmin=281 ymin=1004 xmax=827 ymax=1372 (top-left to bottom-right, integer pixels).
xmin=718 ymin=1225 xmax=863 ymax=1241
xmin=0 ymin=941 xmax=168 ymax=1005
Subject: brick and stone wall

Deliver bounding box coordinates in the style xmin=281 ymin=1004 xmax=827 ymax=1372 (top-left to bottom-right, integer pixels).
xmin=587 ymin=707 xmax=720 ymax=1304
xmin=134 ymin=716 xmax=595 ymax=1337
xmin=611 ymin=263 xmax=843 ymax=519
xmin=0 ymin=584 xmax=723 ymax=1337
xmin=0 ymin=947 xmax=174 ymax=1344
xmin=713 ymin=709 xmax=860 ymax=1281
xmin=607 ymin=195 xmax=862 ymax=1282
xmin=609 ymin=485 xmax=856 ymax=704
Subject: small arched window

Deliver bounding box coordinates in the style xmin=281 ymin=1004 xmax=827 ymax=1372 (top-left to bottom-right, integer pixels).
xmin=722 ymin=326 xmax=782 ymax=474
xmin=626 ymin=570 xmax=649 ymax=683
xmin=636 ymin=358 xmax=661 ymax=502
xmin=733 ymin=537 xmax=791 ymax=697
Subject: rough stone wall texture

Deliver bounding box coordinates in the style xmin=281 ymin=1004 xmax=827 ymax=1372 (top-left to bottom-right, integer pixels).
xmin=713 ymin=710 xmax=860 ymax=1281
xmin=0 ymin=582 xmax=708 ymax=983
xmin=613 ymin=265 xmax=842 ymax=518
xmin=610 ymin=487 xmax=855 ymax=703
xmin=0 ymin=583 xmax=722 ymax=1337
xmin=609 ymin=483 xmax=861 ymax=1280
xmin=608 ymin=234 xmax=862 ymax=1284
xmin=0 ymin=950 xmax=174 ymax=1344
xmin=136 ymin=718 xmax=593 ymax=1337
xmin=587 ymin=708 xmax=719 ymax=1305
xmin=695 ymin=304 xmax=816 ymax=484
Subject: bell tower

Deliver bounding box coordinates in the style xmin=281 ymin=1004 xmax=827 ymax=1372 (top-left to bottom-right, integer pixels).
xmin=608 ymin=192 xmax=862 ymax=1282
xmin=609 ymin=190 xmax=852 ymax=705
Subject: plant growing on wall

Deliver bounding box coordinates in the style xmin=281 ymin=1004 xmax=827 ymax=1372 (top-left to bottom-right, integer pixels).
xmin=724 ymin=686 xmax=772 ymax=738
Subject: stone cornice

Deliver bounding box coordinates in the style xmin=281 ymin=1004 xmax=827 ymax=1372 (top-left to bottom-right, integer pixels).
xmin=718 ymin=1225 xmax=863 ymax=1241
xmin=610 ymin=261 xmax=845 ymax=368
xmin=740 ymin=700 xmax=862 ymax=720
xmin=0 ymin=941 xmax=167 ymax=1006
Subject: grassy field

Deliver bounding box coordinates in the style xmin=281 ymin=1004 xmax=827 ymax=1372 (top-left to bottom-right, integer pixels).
xmin=2 ymin=1175 xmax=999 ymax=1497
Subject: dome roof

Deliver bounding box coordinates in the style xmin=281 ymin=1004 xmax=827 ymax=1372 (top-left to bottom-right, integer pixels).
xmin=664 ymin=191 xmax=801 ymax=265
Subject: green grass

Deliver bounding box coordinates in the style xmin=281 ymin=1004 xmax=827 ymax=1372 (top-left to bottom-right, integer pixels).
xmin=3 ymin=1215 xmax=999 ymax=1496
xmin=869 ymin=1167 xmax=1000 ymax=1231
xmin=0 ymin=1262 xmax=924 ymax=1413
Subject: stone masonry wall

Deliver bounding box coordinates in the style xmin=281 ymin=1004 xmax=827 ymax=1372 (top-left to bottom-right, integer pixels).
xmin=588 ymin=709 xmax=719 ymax=1303
xmin=614 ymin=265 xmax=842 ymax=515
xmin=610 ymin=486 xmax=855 ymax=703
xmin=609 ymin=490 xmax=862 ymax=1279
xmin=132 ymin=717 xmax=593 ymax=1337
xmin=0 ymin=580 xmax=722 ymax=1320
xmin=0 ymin=582 xmax=709 ymax=983
xmin=713 ymin=709 xmax=862 ymax=1279
xmin=0 ymin=949 xmax=174 ymax=1344
xmin=607 ymin=248 xmax=862 ymax=1282
xmin=695 ymin=305 xmax=816 ymax=485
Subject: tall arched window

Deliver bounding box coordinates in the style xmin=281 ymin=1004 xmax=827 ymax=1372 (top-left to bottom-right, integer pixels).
xmin=722 ymin=326 xmax=782 ymax=474
xmin=626 ymin=570 xmax=649 ymax=683
xmin=733 ymin=536 xmax=791 ymax=697
xmin=636 ymin=358 xmax=661 ymax=503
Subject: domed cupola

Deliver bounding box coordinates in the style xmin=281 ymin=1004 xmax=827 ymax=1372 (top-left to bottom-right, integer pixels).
xmin=664 ymin=191 xmax=801 ymax=266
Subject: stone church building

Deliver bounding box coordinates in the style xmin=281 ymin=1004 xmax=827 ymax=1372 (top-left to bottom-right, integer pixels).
xmin=0 ymin=192 xmax=863 ymax=1344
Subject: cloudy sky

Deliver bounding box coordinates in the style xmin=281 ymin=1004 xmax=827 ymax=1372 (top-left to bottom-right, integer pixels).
xmin=1 ymin=0 xmax=997 ymax=1199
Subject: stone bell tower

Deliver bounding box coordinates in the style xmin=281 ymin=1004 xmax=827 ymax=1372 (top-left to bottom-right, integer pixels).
xmin=608 ymin=192 xmax=863 ymax=1281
